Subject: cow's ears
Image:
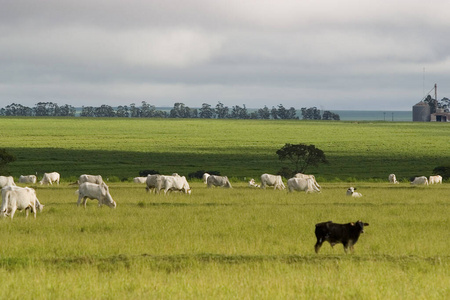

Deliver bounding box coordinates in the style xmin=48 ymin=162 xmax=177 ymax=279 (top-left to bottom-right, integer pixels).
xmin=364 ymin=223 xmax=369 ymax=226
xmin=351 ymin=222 xmax=355 ymax=226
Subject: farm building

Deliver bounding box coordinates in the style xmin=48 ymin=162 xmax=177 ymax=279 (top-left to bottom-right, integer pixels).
xmin=412 ymin=84 xmax=450 ymax=122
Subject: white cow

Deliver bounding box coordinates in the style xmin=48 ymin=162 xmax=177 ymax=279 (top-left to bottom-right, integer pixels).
xmin=202 ymin=173 xmax=210 ymax=184
xmin=39 ymin=172 xmax=60 ymax=185
xmin=0 ymin=176 xmax=16 ymax=188
xmin=346 ymin=187 xmax=363 ymax=197
xmin=429 ymin=175 xmax=442 ymax=184
xmin=294 ymin=173 xmax=321 ymax=190
xmin=162 ymin=176 xmax=191 ymax=195
xmin=410 ymin=176 xmax=428 ymax=185
xmin=260 ymin=174 xmax=285 ymax=190
xmin=133 ymin=177 xmax=147 ymax=184
xmin=389 ymin=174 xmax=399 ymax=184
xmin=248 ymin=178 xmax=260 ymax=188
xmin=207 ymin=175 xmax=232 ymax=188
xmin=287 ymin=177 xmax=321 ymax=193
xmin=1 ymin=186 xmax=43 ymax=219
xmin=18 ymin=175 xmax=37 ymax=184
xmin=78 ymin=174 xmax=103 ymax=185
xmin=145 ymin=174 xmax=164 ymax=194
xmin=76 ymin=182 xmax=116 ymax=208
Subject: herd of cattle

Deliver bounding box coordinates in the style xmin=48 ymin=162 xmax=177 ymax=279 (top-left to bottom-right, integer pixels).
xmin=0 ymin=171 xmax=444 ymax=253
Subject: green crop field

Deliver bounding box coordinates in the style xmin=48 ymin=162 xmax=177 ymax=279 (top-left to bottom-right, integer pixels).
xmin=1 ymin=117 xmax=449 ymax=181
xmin=0 ymin=117 xmax=449 ymax=299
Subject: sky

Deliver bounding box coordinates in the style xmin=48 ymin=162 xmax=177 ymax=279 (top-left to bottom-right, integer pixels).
xmin=1 ymin=0 xmax=449 ymax=111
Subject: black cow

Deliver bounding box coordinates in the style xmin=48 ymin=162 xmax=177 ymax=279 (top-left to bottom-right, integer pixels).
xmin=314 ymin=220 xmax=369 ymax=253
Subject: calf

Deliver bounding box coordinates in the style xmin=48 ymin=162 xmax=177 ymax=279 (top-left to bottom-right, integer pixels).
xmin=314 ymin=220 xmax=369 ymax=253
xmin=346 ymin=187 xmax=362 ymax=197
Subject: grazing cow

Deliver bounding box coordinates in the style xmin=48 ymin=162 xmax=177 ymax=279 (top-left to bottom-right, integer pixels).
xmin=133 ymin=177 xmax=147 ymax=184
xmin=429 ymin=175 xmax=442 ymax=184
xmin=78 ymin=174 xmax=103 ymax=185
xmin=76 ymin=182 xmax=116 ymax=208
xmin=388 ymin=173 xmax=399 ymax=184
xmin=287 ymin=178 xmax=320 ymax=193
xmin=145 ymin=174 xmax=164 ymax=194
xmin=207 ymin=175 xmax=232 ymax=188
xmin=294 ymin=173 xmax=321 ymax=190
xmin=18 ymin=175 xmax=37 ymax=184
xmin=162 ymin=176 xmax=191 ymax=195
xmin=39 ymin=172 xmax=60 ymax=185
xmin=346 ymin=187 xmax=362 ymax=197
xmin=1 ymin=186 xmax=43 ymax=219
xmin=202 ymin=173 xmax=210 ymax=184
xmin=0 ymin=176 xmax=16 ymax=188
xmin=248 ymin=178 xmax=260 ymax=188
xmin=314 ymin=220 xmax=369 ymax=253
xmin=260 ymin=174 xmax=285 ymax=190
xmin=410 ymin=176 xmax=428 ymax=185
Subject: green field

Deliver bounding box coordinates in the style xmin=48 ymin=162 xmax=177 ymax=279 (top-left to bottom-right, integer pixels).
xmin=1 ymin=117 xmax=449 ymax=181
xmin=0 ymin=118 xmax=449 ymax=299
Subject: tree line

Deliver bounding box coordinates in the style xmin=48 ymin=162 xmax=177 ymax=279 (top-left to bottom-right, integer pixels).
xmin=0 ymin=101 xmax=340 ymax=120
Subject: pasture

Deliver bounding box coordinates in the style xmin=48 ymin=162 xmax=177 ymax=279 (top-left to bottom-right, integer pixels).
xmin=0 ymin=117 xmax=449 ymax=298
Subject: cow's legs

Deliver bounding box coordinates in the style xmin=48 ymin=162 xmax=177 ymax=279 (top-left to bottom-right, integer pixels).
xmin=77 ymin=194 xmax=83 ymax=206
xmin=314 ymin=238 xmax=323 ymax=253
xmin=10 ymin=207 xmax=16 ymax=220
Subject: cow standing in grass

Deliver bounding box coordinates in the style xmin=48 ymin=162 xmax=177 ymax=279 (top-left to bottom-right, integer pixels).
xmin=314 ymin=220 xmax=369 ymax=253
xmin=77 ymin=182 xmax=116 ymax=208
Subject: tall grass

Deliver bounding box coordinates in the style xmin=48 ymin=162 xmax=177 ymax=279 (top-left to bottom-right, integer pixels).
xmin=0 ymin=182 xmax=448 ymax=298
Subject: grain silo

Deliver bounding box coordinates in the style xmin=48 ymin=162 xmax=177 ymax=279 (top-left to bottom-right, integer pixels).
xmin=412 ymin=101 xmax=431 ymax=122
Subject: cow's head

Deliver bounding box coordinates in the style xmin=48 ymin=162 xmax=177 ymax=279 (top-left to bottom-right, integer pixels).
xmin=100 ymin=183 xmax=116 ymax=208
xmin=352 ymin=220 xmax=369 ymax=233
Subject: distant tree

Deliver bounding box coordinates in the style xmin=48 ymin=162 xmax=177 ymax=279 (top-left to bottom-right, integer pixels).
xmin=322 ymin=110 xmax=340 ymax=120
xmin=215 ymin=102 xmax=229 ymax=119
xmin=0 ymin=148 xmax=16 ymax=174
xmin=271 ymin=106 xmax=279 ymax=119
xmin=116 ymin=105 xmax=129 ymax=118
xmin=258 ymin=106 xmax=271 ymax=119
xmin=170 ymin=102 xmax=194 ymax=118
xmin=57 ymin=104 xmax=76 ymax=117
xmin=129 ymin=103 xmax=141 ymax=118
xmin=199 ymin=103 xmax=215 ymax=118
xmin=230 ymin=105 xmax=248 ymax=119
xmin=141 ymin=101 xmax=157 ymax=118
xmin=301 ymin=107 xmax=321 ymax=120
xmin=3 ymin=103 xmax=32 ymax=116
xmin=94 ymin=105 xmax=115 ymax=117
xmin=80 ymin=106 xmax=95 ymax=117
xmin=276 ymin=143 xmax=328 ymax=174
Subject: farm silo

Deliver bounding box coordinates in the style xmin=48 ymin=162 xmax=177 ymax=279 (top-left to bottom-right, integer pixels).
xmin=412 ymin=101 xmax=430 ymax=122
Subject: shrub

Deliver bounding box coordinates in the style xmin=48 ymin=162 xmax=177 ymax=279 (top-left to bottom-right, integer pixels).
xmin=139 ymin=169 xmax=160 ymax=177
xmin=188 ymin=170 xmax=221 ymax=179
xmin=432 ymin=166 xmax=450 ymax=180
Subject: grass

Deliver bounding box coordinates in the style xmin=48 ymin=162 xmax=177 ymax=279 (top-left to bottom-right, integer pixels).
xmin=0 ymin=182 xmax=449 ymax=298
xmin=0 ymin=117 xmax=449 ymax=298
xmin=1 ymin=117 xmax=449 ymax=180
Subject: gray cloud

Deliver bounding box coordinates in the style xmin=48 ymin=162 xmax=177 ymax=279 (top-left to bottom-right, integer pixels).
xmin=1 ymin=0 xmax=449 ymax=110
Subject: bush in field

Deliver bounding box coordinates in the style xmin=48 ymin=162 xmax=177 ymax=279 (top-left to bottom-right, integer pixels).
xmin=433 ymin=166 xmax=450 ymax=180
xmin=277 ymin=167 xmax=295 ymax=179
xmin=188 ymin=170 xmax=221 ymax=179
xmin=139 ymin=170 xmax=160 ymax=177
xmin=276 ymin=143 xmax=328 ymax=174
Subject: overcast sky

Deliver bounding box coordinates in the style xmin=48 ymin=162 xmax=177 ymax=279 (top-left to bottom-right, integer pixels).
xmin=1 ymin=0 xmax=449 ymax=110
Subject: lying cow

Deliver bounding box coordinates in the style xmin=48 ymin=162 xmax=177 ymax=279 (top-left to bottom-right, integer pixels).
xmin=133 ymin=177 xmax=147 ymax=184
xmin=429 ymin=175 xmax=442 ymax=184
xmin=39 ymin=172 xmax=60 ymax=185
xmin=19 ymin=175 xmax=37 ymax=184
xmin=1 ymin=186 xmax=44 ymax=219
xmin=346 ymin=187 xmax=362 ymax=197
xmin=314 ymin=220 xmax=369 ymax=253
xmin=0 ymin=176 xmax=16 ymax=188
xmin=410 ymin=176 xmax=428 ymax=185
xmin=388 ymin=173 xmax=399 ymax=184
xmin=163 ymin=176 xmax=191 ymax=195
xmin=287 ymin=177 xmax=320 ymax=193
xmin=207 ymin=175 xmax=232 ymax=188
xmin=76 ymin=182 xmax=116 ymax=208
xmin=248 ymin=178 xmax=260 ymax=188
xmin=78 ymin=174 xmax=103 ymax=185
xmin=260 ymin=174 xmax=285 ymax=190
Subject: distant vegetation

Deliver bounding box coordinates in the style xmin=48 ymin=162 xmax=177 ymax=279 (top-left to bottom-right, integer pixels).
xmin=0 ymin=101 xmax=339 ymax=120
